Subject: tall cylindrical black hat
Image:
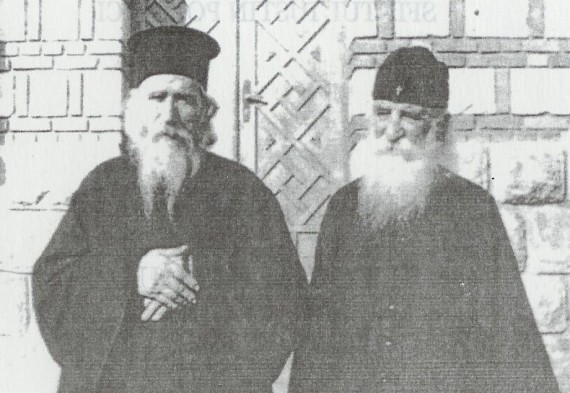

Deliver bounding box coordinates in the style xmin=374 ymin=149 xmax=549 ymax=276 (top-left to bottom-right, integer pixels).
xmin=126 ymin=26 xmax=220 ymax=89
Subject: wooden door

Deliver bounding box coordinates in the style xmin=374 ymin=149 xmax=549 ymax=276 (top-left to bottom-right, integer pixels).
xmin=238 ymin=0 xmax=347 ymax=279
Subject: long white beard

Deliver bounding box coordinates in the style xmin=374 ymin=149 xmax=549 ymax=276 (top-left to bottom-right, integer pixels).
xmin=357 ymin=145 xmax=438 ymax=230
xmin=136 ymin=137 xmax=190 ymax=220
xmin=122 ymin=89 xmax=202 ymax=221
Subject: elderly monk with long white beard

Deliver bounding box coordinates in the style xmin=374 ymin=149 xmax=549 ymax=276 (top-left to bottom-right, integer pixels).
xmin=290 ymin=46 xmax=559 ymax=393
xmin=124 ymin=74 xmax=210 ymax=224
xmin=356 ymin=98 xmax=447 ymax=230
xmin=32 ymin=26 xmax=308 ymax=393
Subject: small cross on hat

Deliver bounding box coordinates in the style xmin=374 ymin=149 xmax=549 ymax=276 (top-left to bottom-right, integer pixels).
xmin=372 ymin=46 xmax=449 ymax=109
xmin=395 ymin=85 xmax=404 ymax=97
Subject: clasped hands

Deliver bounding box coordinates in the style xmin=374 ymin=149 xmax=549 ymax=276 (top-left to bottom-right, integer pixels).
xmin=137 ymin=245 xmax=199 ymax=322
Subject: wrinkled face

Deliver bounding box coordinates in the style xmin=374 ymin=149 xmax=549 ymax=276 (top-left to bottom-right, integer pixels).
xmin=356 ymin=99 xmax=449 ymax=228
xmin=370 ymin=99 xmax=447 ymax=162
xmin=129 ymin=74 xmax=207 ymax=151
xmin=124 ymin=74 xmax=210 ymax=219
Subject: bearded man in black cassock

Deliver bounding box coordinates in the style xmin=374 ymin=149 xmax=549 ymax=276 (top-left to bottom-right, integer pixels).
xmin=32 ymin=26 xmax=308 ymax=393
xmin=289 ymin=47 xmax=559 ymax=393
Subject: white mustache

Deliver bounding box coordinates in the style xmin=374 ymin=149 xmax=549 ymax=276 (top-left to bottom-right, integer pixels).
xmin=151 ymin=126 xmax=193 ymax=145
xmin=375 ymin=137 xmax=413 ymax=152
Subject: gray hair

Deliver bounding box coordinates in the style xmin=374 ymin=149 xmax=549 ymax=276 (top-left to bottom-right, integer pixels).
xmin=120 ymin=84 xmax=219 ymax=155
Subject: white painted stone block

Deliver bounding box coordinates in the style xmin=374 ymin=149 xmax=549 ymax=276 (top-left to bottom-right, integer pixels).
xmin=465 ymin=0 xmax=530 ymax=37
xmin=52 ymin=117 xmax=89 ymax=132
xmin=0 ymin=307 xmax=60 ymax=393
xmin=99 ymin=55 xmax=123 ymax=69
xmin=0 ymin=0 xmax=26 ymax=41
xmin=395 ymin=0 xmax=450 ymax=37
xmin=0 ymin=57 xmax=10 ymax=71
xmin=524 ymin=115 xmax=569 ymax=129
xmin=42 ymin=0 xmax=80 ymax=40
xmin=29 ymin=72 xmax=68 ymax=117
xmin=0 ymin=210 xmax=65 ymax=274
xmin=3 ymin=43 xmax=20 ymax=57
xmin=349 ymin=135 xmax=369 ymax=181
xmin=527 ymin=207 xmax=570 ymax=273
xmin=0 ymin=273 xmax=29 ymax=336
xmin=89 ymin=117 xmax=122 ymax=132
xmin=449 ymin=69 xmax=496 ymax=114
xmin=11 ymin=56 xmax=53 ymax=70
xmin=523 ymin=274 xmax=567 ymax=333
xmin=9 ymin=118 xmax=51 ymax=132
xmin=349 ymin=69 xmax=376 ymax=118
xmin=344 ymin=0 xmax=378 ymax=40
xmin=14 ymin=74 xmax=28 ymax=117
xmin=19 ymin=43 xmax=42 ymax=56
xmin=88 ymin=40 xmax=123 ymax=55
xmin=80 ymin=0 xmax=95 ymax=40
xmin=0 ymin=75 xmax=14 ymax=118
xmin=527 ymin=54 xmax=550 ymax=67
xmin=69 ymin=72 xmax=83 ymax=117
xmin=94 ymin=0 xmax=129 ymax=40
xmin=54 ymin=56 xmax=99 ymax=70
xmin=27 ymin=0 xmax=41 ymax=41
xmin=511 ymin=69 xmax=570 ymax=115
xmin=83 ymin=71 xmax=124 ymax=116
xmin=500 ymin=207 xmax=527 ymax=271
xmin=447 ymin=139 xmax=489 ymax=188
xmin=543 ymin=334 xmax=570 ymax=393
xmin=65 ymin=42 xmax=86 ymax=56
xmin=490 ymin=141 xmax=566 ymax=204
xmin=545 ymin=0 xmax=570 ymax=38
xmin=0 ymin=133 xmax=120 ymax=214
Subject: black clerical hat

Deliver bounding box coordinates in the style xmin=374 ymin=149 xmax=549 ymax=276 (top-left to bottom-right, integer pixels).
xmin=372 ymin=46 xmax=449 ymax=109
xmin=126 ymin=26 xmax=220 ymax=88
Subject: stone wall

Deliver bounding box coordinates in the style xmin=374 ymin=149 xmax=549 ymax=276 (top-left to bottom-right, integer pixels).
xmin=347 ymin=0 xmax=570 ymax=391
xmin=0 ymin=0 xmax=128 ymax=391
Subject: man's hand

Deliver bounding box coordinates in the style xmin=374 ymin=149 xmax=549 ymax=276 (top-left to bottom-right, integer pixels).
xmin=137 ymin=246 xmax=199 ymax=320
xmin=141 ymin=298 xmax=168 ymax=322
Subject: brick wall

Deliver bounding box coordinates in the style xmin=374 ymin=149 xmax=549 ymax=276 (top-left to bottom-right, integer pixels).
xmin=0 ymin=0 xmax=128 ymax=391
xmin=348 ymin=0 xmax=570 ymax=391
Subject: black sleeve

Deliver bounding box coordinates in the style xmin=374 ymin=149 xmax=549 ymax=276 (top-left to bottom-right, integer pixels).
xmin=468 ymin=197 xmax=560 ymax=392
xmin=225 ymin=184 xmax=310 ymax=392
xmin=32 ymin=176 xmax=129 ymax=370
xmin=32 ymin=195 xmax=89 ymax=366
xmin=289 ymin=192 xmax=344 ymax=393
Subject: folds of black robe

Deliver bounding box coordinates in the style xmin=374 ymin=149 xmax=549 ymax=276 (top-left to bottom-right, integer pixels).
xmin=289 ymin=170 xmax=559 ymax=393
xmin=32 ymin=152 xmax=309 ymax=393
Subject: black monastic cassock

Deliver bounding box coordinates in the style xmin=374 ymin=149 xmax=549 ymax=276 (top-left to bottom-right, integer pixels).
xmin=33 ymin=152 xmax=309 ymax=393
xmin=290 ymin=169 xmax=559 ymax=393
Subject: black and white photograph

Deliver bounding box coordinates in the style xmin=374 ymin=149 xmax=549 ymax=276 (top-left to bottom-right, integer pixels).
xmin=0 ymin=0 xmax=569 ymax=392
